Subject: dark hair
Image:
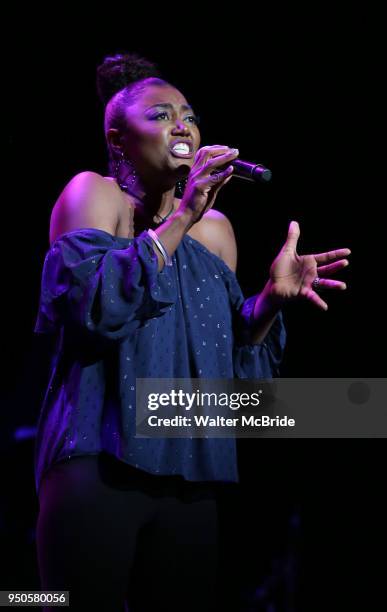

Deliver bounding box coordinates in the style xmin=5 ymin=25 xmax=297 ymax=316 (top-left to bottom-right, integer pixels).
xmin=96 ymin=52 xmax=164 ymax=105
xmin=96 ymin=52 xmax=171 ymax=172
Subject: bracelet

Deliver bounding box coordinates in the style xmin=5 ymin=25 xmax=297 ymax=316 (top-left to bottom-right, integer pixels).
xmin=147 ymin=228 xmax=173 ymax=266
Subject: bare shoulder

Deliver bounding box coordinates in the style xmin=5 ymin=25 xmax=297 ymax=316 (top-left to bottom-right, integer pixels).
xmin=203 ymin=208 xmax=236 ymax=234
xmin=190 ymin=208 xmax=238 ymax=272
xmin=49 ymin=171 xmax=122 ymax=246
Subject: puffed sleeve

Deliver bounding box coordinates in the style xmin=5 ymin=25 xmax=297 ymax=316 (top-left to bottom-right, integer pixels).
xmin=222 ymin=269 xmax=286 ymax=378
xmin=34 ymin=228 xmax=177 ymax=342
xmin=233 ymin=295 xmax=286 ymax=378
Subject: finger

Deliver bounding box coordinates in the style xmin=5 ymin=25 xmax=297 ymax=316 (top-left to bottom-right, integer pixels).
xmin=224 ymin=174 xmax=234 ymax=184
xmin=203 ymin=149 xmax=239 ymax=175
xmin=313 ymin=248 xmax=351 ymax=264
xmin=317 ymin=259 xmax=349 ymax=276
xmin=217 ymin=174 xmax=234 ymax=188
xmin=196 ymin=145 xmax=237 ymax=163
xmin=202 ymin=174 xmax=234 ymax=213
xmin=206 ymin=169 xmax=234 ymax=196
xmin=210 ymin=165 xmax=234 ymax=181
xmin=301 ymin=286 xmax=328 ymax=311
xmin=283 ymin=220 xmax=300 ymax=252
xmin=214 ymin=172 xmax=234 ymax=193
xmin=315 ymin=279 xmax=347 ymax=290
xmin=197 ymin=165 xmax=234 ymax=188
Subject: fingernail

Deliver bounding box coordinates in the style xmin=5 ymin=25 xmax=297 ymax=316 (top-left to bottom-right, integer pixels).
xmin=231 ymin=148 xmax=239 ymax=154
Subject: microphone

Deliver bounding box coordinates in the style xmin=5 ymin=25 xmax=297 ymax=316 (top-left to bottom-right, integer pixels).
xmin=230 ymin=159 xmax=272 ymax=183
xmin=212 ymin=158 xmax=272 ymax=183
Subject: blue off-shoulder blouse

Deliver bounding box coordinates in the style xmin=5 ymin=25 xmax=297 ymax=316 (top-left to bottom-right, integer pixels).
xmin=34 ymin=228 xmax=286 ymax=494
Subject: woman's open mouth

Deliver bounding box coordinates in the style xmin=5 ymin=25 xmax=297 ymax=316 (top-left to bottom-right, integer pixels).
xmin=169 ymin=141 xmax=194 ymax=159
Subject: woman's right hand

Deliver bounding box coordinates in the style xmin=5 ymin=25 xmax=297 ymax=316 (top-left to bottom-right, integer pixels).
xmin=177 ymin=145 xmax=239 ymax=225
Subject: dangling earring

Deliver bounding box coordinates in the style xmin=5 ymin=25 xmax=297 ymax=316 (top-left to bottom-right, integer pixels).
xmin=113 ymin=151 xmax=137 ymax=190
xmin=175 ymin=178 xmax=187 ymax=199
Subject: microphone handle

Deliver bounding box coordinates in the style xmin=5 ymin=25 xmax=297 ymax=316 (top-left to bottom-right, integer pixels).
xmin=231 ymin=159 xmax=272 ymax=182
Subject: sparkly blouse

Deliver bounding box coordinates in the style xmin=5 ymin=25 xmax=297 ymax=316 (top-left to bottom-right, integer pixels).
xmin=34 ymin=227 xmax=286 ymax=494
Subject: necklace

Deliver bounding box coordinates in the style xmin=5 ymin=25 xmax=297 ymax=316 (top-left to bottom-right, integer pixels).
xmin=115 ymin=177 xmax=175 ymax=224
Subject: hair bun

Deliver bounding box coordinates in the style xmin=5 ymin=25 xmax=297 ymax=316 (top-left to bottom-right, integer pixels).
xmin=96 ymin=52 xmax=162 ymax=105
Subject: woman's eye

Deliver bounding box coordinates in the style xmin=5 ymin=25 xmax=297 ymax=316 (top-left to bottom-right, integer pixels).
xmin=154 ymin=112 xmax=169 ymax=120
xmin=152 ymin=112 xmax=200 ymax=125
xmin=186 ymin=115 xmax=200 ymax=125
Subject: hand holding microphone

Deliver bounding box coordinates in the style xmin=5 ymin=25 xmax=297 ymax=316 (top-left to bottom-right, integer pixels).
xmin=178 ymin=145 xmax=239 ymax=225
xmin=178 ymin=145 xmax=272 ymax=227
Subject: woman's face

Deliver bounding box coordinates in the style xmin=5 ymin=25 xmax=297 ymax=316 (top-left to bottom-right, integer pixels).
xmin=119 ymin=83 xmax=201 ymax=185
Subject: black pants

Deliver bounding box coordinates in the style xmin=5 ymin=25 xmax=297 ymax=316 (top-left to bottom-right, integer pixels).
xmin=36 ymin=452 xmax=220 ymax=611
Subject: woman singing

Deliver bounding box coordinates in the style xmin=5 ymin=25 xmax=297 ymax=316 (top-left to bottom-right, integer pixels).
xmin=34 ymin=52 xmax=350 ymax=611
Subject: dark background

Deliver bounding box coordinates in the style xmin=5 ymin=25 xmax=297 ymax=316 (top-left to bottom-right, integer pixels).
xmin=1 ymin=6 xmax=385 ymax=610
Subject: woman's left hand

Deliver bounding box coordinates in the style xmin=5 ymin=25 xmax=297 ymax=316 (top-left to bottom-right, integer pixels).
xmin=269 ymin=221 xmax=351 ymax=311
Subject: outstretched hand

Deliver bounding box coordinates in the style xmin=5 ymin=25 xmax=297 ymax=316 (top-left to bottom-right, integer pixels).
xmin=269 ymin=221 xmax=351 ymax=311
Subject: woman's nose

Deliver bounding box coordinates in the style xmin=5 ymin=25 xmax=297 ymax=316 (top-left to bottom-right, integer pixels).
xmin=172 ymin=120 xmax=190 ymax=133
